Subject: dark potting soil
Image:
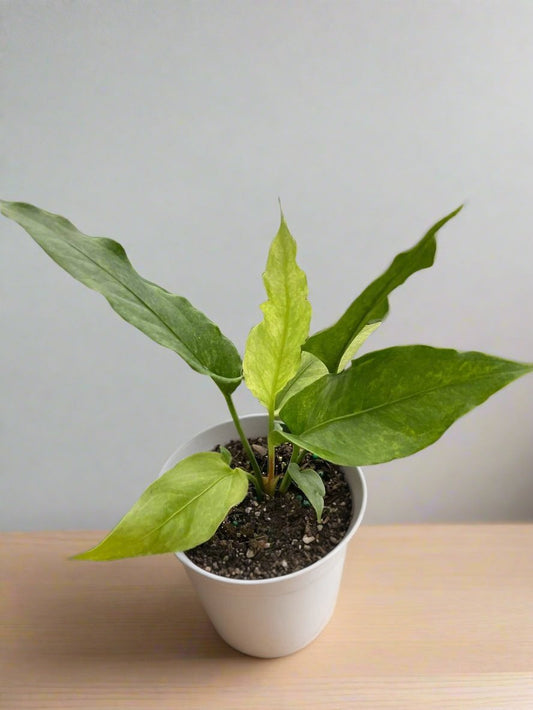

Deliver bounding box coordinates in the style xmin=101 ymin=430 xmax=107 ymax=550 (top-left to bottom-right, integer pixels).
xmin=185 ymin=438 xmax=353 ymax=580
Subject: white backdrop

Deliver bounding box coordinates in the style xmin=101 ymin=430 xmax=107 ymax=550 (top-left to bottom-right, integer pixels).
xmin=1 ymin=0 xmax=532 ymax=530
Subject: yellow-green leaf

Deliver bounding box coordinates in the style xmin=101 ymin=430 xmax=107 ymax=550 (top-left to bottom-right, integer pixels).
xmin=243 ymin=215 xmax=311 ymax=413
xmin=72 ymin=452 xmax=249 ymax=560
xmin=275 ymin=351 xmax=328 ymax=413
xmin=336 ymin=320 xmax=382 ymax=372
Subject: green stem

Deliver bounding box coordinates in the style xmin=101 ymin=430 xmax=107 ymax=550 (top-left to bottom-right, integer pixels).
xmin=279 ymin=443 xmax=301 ymax=493
xmin=264 ymin=409 xmax=277 ymax=495
xmin=246 ymin=472 xmax=263 ymax=498
xmin=223 ymin=393 xmax=263 ymax=490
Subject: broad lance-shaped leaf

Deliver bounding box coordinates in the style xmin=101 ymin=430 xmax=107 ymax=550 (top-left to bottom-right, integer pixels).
xmin=0 ymin=201 xmax=242 ymax=394
xmin=243 ymin=215 xmax=311 ymax=412
xmin=73 ymin=452 xmax=249 ymax=560
xmin=287 ymin=463 xmax=325 ymax=521
xmin=280 ymin=345 xmax=533 ymax=466
xmin=303 ymin=206 xmax=463 ymax=373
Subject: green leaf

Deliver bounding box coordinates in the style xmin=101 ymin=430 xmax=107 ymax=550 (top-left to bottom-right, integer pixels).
xmin=243 ymin=214 xmax=311 ymax=413
xmin=280 ymin=345 xmax=533 ymax=466
xmin=336 ymin=320 xmax=382 ymax=372
xmin=269 ymin=427 xmax=289 ymax=447
xmin=303 ymin=206 xmax=463 ymax=373
xmin=0 ymin=201 xmax=242 ymax=393
xmin=219 ymin=446 xmax=232 ymax=465
xmin=72 ymin=452 xmax=249 ymax=560
xmin=275 ymin=351 xmax=328 ymax=413
xmin=287 ymin=463 xmax=325 ymax=521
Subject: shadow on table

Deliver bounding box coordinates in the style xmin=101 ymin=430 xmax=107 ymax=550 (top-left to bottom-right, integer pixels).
xmin=17 ymin=571 xmax=241 ymax=664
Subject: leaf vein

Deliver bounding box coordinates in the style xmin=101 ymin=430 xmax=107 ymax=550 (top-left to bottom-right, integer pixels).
xmin=299 ymin=367 xmax=528 ymax=436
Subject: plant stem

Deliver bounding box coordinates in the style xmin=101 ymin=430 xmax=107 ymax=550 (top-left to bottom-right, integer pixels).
xmin=246 ymin=472 xmax=263 ymax=498
xmin=223 ymin=393 xmax=263 ymax=489
xmin=279 ymin=443 xmax=301 ymax=493
xmin=264 ymin=409 xmax=277 ymax=496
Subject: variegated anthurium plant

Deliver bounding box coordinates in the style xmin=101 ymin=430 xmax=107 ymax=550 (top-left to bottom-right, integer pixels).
xmin=2 ymin=201 xmax=532 ymax=561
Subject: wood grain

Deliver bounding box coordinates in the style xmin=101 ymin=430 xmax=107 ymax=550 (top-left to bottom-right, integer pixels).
xmin=1 ymin=526 xmax=532 ymax=709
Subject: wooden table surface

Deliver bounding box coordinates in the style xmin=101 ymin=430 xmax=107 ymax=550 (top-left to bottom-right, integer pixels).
xmin=1 ymin=525 xmax=532 ymax=709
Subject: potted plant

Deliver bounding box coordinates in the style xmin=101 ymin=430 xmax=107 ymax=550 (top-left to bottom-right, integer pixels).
xmin=2 ymin=200 xmax=532 ymax=657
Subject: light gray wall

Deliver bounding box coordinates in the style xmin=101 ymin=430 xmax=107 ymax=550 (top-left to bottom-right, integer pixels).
xmin=1 ymin=0 xmax=532 ymax=531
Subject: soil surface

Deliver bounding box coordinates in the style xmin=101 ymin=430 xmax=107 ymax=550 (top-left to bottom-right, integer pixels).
xmin=185 ymin=437 xmax=352 ymax=580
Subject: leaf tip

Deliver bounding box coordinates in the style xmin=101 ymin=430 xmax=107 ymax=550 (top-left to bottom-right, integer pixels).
xmin=277 ymin=197 xmax=286 ymax=223
xmin=69 ymin=542 xmax=108 ymax=561
xmin=0 ymin=200 xmax=11 ymax=217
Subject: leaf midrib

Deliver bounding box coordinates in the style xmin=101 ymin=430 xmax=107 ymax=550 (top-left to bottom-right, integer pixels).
xmin=137 ymin=471 xmax=234 ymax=544
xmin=267 ymin=263 xmax=293 ymax=408
xmin=298 ymin=366 xmax=529 ymax=436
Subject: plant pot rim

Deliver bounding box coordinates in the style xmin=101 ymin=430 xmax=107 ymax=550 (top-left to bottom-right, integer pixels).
xmin=161 ymin=413 xmax=367 ymax=587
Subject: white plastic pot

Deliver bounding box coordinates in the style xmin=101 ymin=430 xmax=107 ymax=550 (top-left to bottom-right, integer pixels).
xmin=159 ymin=414 xmax=367 ymax=658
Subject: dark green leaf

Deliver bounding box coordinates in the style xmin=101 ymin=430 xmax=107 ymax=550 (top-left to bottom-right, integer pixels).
xmin=281 ymin=345 xmax=533 ymax=466
xmin=287 ymin=463 xmax=325 ymax=521
xmin=303 ymin=206 xmax=463 ymax=373
xmin=1 ymin=201 xmax=242 ymax=393
xmin=72 ymin=452 xmax=249 ymax=560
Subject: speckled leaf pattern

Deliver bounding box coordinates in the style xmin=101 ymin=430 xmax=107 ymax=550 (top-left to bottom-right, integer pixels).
xmin=281 ymin=345 xmax=533 ymax=466
xmin=72 ymin=453 xmax=249 ymax=560
xmin=243 ymin=216 xmax=311 ymax=412
xmin=1 ymin=201 xmax=243 ymax=393
xmin=303 ymin=206 xmax=463 ymax=373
